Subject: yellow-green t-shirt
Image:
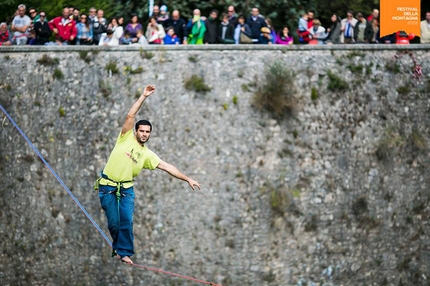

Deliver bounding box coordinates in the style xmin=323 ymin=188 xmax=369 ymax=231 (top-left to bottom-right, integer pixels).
xmin=100 ymin=130 xmax=161 ymax=188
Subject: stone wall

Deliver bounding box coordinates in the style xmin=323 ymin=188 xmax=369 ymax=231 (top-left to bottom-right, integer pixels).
xmin=0 ymin=45 xmax=429 ymax=286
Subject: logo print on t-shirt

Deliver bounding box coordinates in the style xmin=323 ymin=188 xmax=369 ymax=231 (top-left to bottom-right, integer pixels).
xmin=125 ymin=148 xmax=141 ymax=164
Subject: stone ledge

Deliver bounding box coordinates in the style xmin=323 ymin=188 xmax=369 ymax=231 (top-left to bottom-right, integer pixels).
xmin=0 ymin=44 xmax=429 ymax=53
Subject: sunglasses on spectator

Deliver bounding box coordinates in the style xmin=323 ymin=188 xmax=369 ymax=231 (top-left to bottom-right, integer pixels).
xmin=40 ymin=14 xmax=46 ymax=17
xmin=228 ymin=10 xmax=234 ymax=12
xmin=30 ymin=11 xmax=36 ymax=14
xmin=81 ymin=17 xmax=87 ymax=19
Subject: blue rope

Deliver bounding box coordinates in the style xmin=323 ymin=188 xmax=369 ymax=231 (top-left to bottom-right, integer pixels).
xmin=0 ymin=104 xmax=112 ymax=247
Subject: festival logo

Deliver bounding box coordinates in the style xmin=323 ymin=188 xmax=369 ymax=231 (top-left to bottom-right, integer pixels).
xmin=380 ymin=0 xmax=421 ymax=37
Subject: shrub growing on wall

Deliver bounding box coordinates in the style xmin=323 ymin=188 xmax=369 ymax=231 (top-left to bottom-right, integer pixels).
xmin=252 ymin=62 xmax=297 ymax=119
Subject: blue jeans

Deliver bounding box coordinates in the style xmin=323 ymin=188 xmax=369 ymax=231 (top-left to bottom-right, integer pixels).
xmin=99 ymin=184 xmax=135 ymax=258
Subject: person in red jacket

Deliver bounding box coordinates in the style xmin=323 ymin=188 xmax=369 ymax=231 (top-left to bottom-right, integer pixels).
xmin=307 ymin=11 xmax=314 ymax=29
xmin=48 ymin=7 xmax=77 ymax=44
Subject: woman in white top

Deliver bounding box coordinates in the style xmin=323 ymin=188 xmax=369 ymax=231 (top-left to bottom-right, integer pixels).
xmin=99 ymin=18 xmax=123 ymax=46
xmin=308 ymin=19 xmax=326 ymax=44
xmin=145 ymin=16 xmax=165 ymax=44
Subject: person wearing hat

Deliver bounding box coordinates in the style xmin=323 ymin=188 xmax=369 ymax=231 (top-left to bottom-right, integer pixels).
xmin=259 ymin=26 xmax=272 ymax=44
xmin=309 ymin=19 xmax=326 ymax=44
xmin=157 ymin=5 xmax=169 ymax=27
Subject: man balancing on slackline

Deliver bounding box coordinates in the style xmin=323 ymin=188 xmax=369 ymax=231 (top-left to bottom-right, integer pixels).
xmin=95 ymin=84 xmax=201 ymax=265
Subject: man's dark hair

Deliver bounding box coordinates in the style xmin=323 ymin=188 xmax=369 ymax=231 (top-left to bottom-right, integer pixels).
xmin=135 ymin=119 xmax=152 ymax=131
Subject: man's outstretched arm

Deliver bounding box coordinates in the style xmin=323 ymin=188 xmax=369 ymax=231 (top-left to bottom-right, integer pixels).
xmin=121 ymin=84 xmax=156 ymax=135
xmin=157 ymin=161 xmax=201 ymax=190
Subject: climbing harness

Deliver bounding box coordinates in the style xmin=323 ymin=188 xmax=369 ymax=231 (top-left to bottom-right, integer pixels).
xmin=0 ymin=104 xmax=222 ymax=286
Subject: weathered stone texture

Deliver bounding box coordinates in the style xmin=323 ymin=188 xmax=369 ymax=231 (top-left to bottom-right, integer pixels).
xmin=0 ymin=45 xmax=429 ymax=286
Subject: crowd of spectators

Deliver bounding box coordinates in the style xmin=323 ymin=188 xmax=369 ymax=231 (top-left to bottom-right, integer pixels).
xmin=1 ymin=4 xmax=430 ymax=46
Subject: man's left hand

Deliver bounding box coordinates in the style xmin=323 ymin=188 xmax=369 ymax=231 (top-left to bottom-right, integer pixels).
xmin=187 ymin=178 xmax=201 ymax=190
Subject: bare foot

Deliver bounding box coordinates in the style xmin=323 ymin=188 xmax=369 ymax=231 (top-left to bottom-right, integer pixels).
xmin=121 ymin=256 xmax=133 ymax=265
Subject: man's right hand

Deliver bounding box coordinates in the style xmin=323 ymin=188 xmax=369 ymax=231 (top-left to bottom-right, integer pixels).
xmin=142 ymin=85 xmax=156 ymax=97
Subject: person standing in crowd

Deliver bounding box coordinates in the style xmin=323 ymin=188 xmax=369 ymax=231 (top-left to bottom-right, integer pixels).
xmin=259 ymin=27 xmax=272 ymax=44
xmin=341 ymin=10 xmax=358 ymax=43
xmin=325 ymin=14 xmax=342 ymax=44
xmin=48 ymin=7 xmax=77 ymax=45
xmin=309 ymin=19 xmax=326 ymax=44
xmin=275 ymin=26 xmax=293 ymax=45
xmin=204 ymin=9 xmax=219 ymax=44
xmin=420 ymin=11 xmax=430 ymax=43
xmin=152 ymin=5 xmax=160 ymax=19
xmin=234 ymin=15 xmax=252 ymax=44
xmin=164 ymin=26 xmax=180 ymax=44
xmin=367 ymin=9 xmax=379 ymax=23
xmin=72 ymin=8 xmax=80 ymax=22
xmin=146 ymin=16 xmax=165 ymax=44
xmin=164 ymin=10 xmax=187 ymax=44
xmin=125 ymin=13 xmax=143 ymax=44
xmin=354 ymin=13 xmax=373 ymax=43
xmin=227 ymin=6 xmax=238 ymax=28
xmin=0 ymin=22 xmax=12 ymax=46
xmin=217 ymin=13 xmax=235 ymax=44
xmin=33 ymin=11 xmax=51 ymax=45
xmin=67 ymin=6 xmax=74 ymax=19
xmin=247 ymin=7 xmax=266 ymax=43
xmin=76 ymin=13 xmax=93 ymax=45
xmin=297 ymin=13 xmax=310 ymax=43
xmin=265 ymin=18 xmax=277 ymax=44
xmin=88 ymin=7 xmax=97 ymax=22
xmin=28 ymin=7 xmax=38 ymax=27
xmin=109 ymin=17 xmax=124 ymax=45
xmin=92 ymin=9 xmax=107 ymax=45
xmin=186 ymin=9 xmax=206 ymax=45
xmin=135 ymin=29 xmax=149 ymax=45
xmin=369 ymin=18 xmax=379 ymax=43
xmin=157 ymin=5 xmax=169 ymax=26
xmin=307 ymin=11 xmax=315 ymax=29
xmin=11 ymin=4 xmax=31 ymax=45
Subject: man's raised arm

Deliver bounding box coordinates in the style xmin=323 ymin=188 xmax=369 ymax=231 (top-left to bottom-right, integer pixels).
xmin=121 ymin=84 xmax=156 ymax=135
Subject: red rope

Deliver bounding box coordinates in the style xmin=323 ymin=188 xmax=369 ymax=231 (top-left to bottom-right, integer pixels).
xmin=130 ymin=262 xmax=222 ymax=286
